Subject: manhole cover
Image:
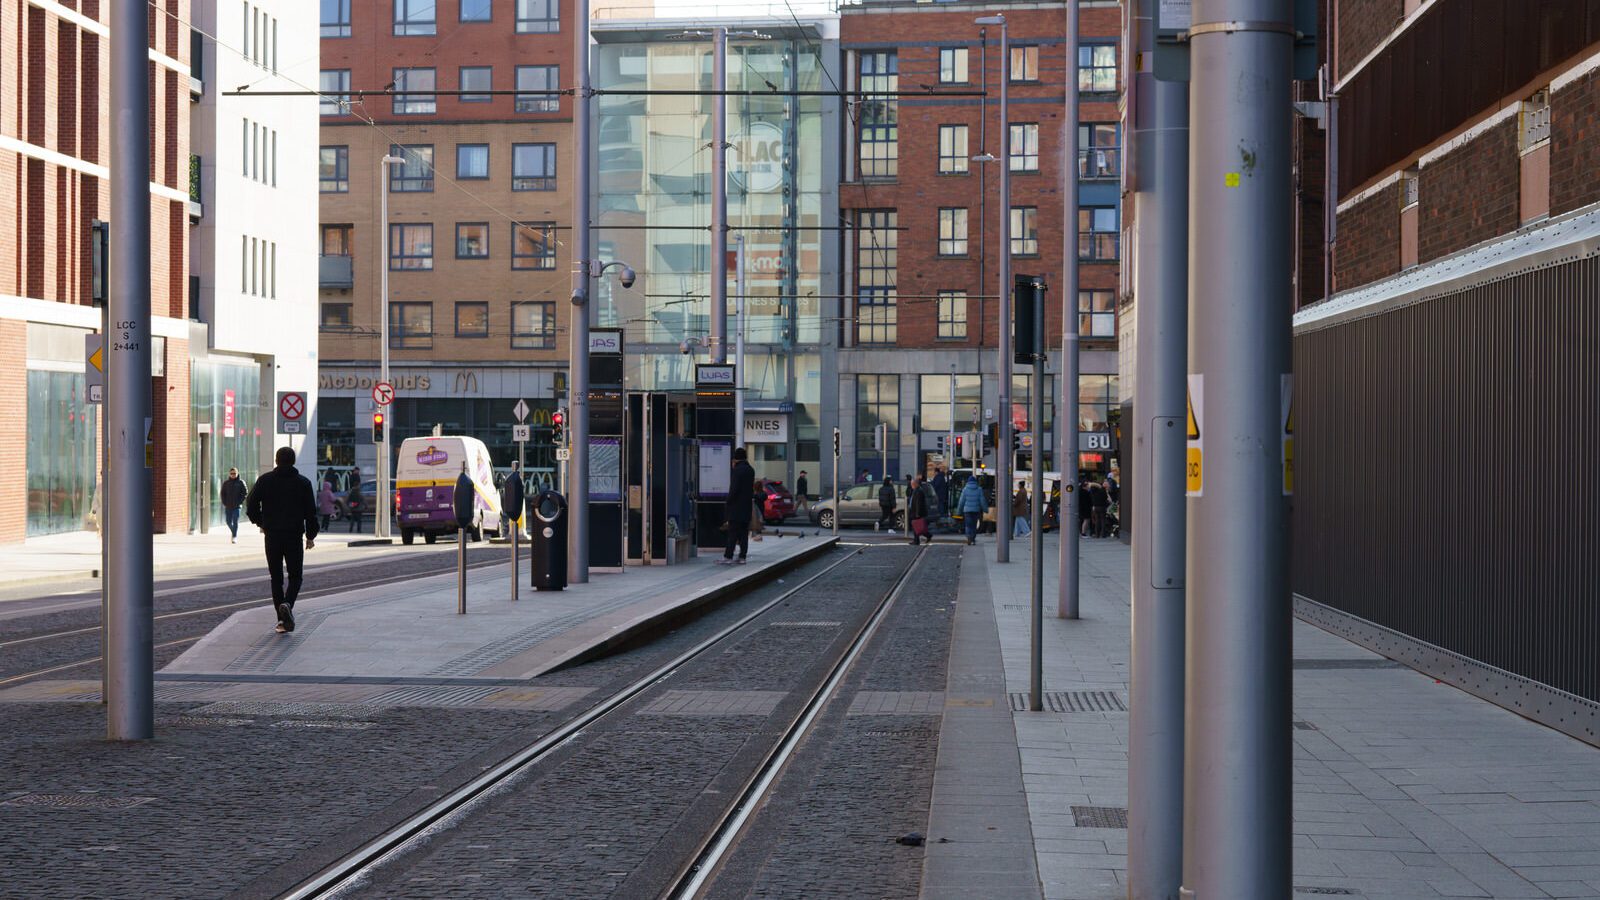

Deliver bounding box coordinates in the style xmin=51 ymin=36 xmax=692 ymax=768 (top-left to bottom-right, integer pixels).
xmin=1011 ymin=691 xmax=1127 ymax=713
xmin=4 ymin=793 xmax=155 ymax=810
xmin=1070 ymin=805 xmax=1128 ymax=829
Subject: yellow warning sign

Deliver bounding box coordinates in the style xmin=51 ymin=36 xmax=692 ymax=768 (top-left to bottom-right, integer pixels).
xmin=1186 ymin=374 xmax=1203 ymax=496
xmin=88 ymin=345 xmax=103 ymax=373
xmin=1281 ymin=374 xmax=1294 ymax=496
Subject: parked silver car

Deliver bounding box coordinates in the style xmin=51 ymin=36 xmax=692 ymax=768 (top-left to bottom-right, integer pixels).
xmin=809 ymin=482 xmax=908 ymax=530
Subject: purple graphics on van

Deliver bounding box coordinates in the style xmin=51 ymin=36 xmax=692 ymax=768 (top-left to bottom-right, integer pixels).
xmin=399 ymin=483 xmax=459 ymax=526
xmin=416 ymin=446 xmax=450 ymax=467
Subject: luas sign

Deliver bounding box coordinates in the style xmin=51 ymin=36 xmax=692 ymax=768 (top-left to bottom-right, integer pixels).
xmin=730 ymin=122 xmax=784 ymax=194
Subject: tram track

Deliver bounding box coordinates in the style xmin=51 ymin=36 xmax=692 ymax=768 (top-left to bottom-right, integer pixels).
xmin=281 ymin=545 xmax=928 ymax=900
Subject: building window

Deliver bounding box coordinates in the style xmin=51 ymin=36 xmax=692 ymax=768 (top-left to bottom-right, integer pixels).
xmin=1011 ymin=206 xmax=1039 ymax=256
xmin=937 ymin=208 xmax=968 ymax=257
xmin=938 ymin=124 xmax=969 ymax=175
xmin=1010 ymin=45 xmax=1039 ymax=82
xmin=1079 ymin=44 xmax=1117 ymax=93
xmin=512 ymin=143 xmax=557 ymax=190
xmin=387 ymin=145 xmax=434 ymax=192
xmin=1080 ymin=123 xmax=1120 ymax=179
xmin=856 ymin=209 xmax=897 ymax=345
xmin=1079 ymin=289 xmax=1116 ymax=338
xmin=512 ymin=223 xmax=557 ymax=270
xmin=393 ymin=0 xmax=435 ymax=35
xmin=858 ymin=51 xmax=898 ymax=179
xmin=919 ymin=374 xmax=982 ymax=433
xmin=393 ymin=68 xmax=436 ymax=115
xmin=937 ymin=291 xmax=968 ymax=340
xmin=321 ymin=224 xmax=353 ymax=256
xmin=515 ymin=65 xmax=560 ymax=113
xmin=456 ymin=143 xmax=489 ymax=179
xmin=388 ymin=224 xmax=433 ymax=271
xmin=939 ymin=47 xmax=968 ymax=84
xmin=1009 ymin=123 xmax=1039 ymax=173
xmin=319 ymin=69 xmax=350 ymax=115
xmin=320 ymin=303 xmax=353 ymax=329
xmin=856 ymin=374 xmax=899 ymax=466
xmin=456 ymin=223 xmax=490 ymax=259
xmin=511 ymin=301 xmax=557 ymax=349
xmin=1079 ymin=206 xmax=1120 ymax=261
xmin=389 ymin=302 xmax=433 ymax=349
xmin=319 ymin=146 xmax=348 ymax=192
xmin=321 ymin=0 xmax=350 ymax=37
xmin=1078 ymin=374 xmax=1120 ymax=432
xmin=455 ymin=302 xmax=489 ymax=337
xmin=515 ymin=0 xmax=558 ymax=34
xmin=1520 ymin=87 xmax=1552 ymax=151
xmin=459 ymin=66 xmax=491 ymax=102
xmin=460 ymin=0 xmax=491 ymax=22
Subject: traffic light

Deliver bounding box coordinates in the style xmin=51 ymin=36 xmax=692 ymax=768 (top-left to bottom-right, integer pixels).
xmin=371 ymin=411 xmax=385 ymax=443
xmin=954 ymin=435 xmax=965 ymax=458
xmin=551 ymin=408 xmax=566 ymax=446
xmin=986 ymin=423 xmax=999 ymax=452
xmin=832 ymin=427 xmax=841 ymax=458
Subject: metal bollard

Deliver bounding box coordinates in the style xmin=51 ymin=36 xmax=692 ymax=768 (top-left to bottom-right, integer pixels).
xmin=510 ymin=521 xmax=519 ymax=602
xmin=458 ymin=524 xmax=467 ymax=615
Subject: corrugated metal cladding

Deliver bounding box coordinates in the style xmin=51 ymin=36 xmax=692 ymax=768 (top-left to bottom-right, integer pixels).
xmin=1292 ymin=254 xmax=1600 ymax=704
xmin=1338 ymin=0 xmax=1600 ymax=199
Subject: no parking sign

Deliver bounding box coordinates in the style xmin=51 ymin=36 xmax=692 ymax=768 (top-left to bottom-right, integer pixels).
xmin=277 ymin=391 xmax=307 ymax=435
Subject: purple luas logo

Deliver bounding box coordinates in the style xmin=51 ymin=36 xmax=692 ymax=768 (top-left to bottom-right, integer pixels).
xmin=416 ymin=446 xmax=450 ymax=466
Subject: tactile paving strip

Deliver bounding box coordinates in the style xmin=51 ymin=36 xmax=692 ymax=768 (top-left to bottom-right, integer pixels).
xmin=1069 ymin=805 xmax=1129 ymax=829
xmin=1009 ymin=690 xmax=1127 ymax=713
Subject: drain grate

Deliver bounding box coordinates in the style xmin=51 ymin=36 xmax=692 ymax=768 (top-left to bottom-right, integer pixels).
xmin=4 ymin=793 xmax=155 ymax=810
xmin=1293 ymin=658 xmax=1404 ymax=670
xmin=767 ymin=621 xmax=842 ymax=628
xmin=1294 ymin=888 xmax=1362 ymax=896
xmin=364 ymin=685 xmax=506 ymax=707
xmin=1010 ymin=691 xmax=1127 ymax=713
xmin=157 ymin=715 xmax=253 ymax=728
xmin=863 ymin=729 xmax=940 ymax=740
xmin=271 ymin=719 xmax=375 ymax=730
xmin=1070 ymin=805 xmax=1128 ymax=829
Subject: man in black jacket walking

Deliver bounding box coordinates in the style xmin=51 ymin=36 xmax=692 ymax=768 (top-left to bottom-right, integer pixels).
xmin=722 ymin=447 xmax=756 ymax=565
xmin=219 ymin=467 xmax=247 ymax=543
xmin=246 ymin=446 xmax=319 ymax=633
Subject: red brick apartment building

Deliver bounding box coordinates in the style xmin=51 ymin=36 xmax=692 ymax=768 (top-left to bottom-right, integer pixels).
xmin=1291 ymin=1 xmax=1600 ymax=743
xmin=835 ymin=0 xmax=1124 ymax=480
xmin=317 ymin=0 xmax=575 ymax=482
xmin=0 ymin=0 xmax=193 ymax=541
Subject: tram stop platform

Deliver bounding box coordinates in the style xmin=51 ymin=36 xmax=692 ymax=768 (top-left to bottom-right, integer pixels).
xmin=157 ymin=533 xmax=835 ymax=686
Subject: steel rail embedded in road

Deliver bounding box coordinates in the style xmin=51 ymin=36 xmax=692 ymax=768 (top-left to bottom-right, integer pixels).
xmin=283 ymin=545 xmax=876 ymax=900
xmin=668 ymin=545 xmax=928 ymax=899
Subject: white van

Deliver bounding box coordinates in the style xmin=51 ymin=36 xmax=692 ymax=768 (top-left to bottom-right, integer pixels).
xmin=394 ymin=436 xmax=503 ymax=544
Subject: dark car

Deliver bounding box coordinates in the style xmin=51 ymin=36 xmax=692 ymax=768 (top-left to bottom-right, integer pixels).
xmin=760 ymin=481 xmax=796 ymax=524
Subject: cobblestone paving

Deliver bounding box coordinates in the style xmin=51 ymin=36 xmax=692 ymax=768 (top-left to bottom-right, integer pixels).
xmin=705 ymin=547 xmax=961 ymax=900
xmin=343 ymin=547 xmax=923 ymax=899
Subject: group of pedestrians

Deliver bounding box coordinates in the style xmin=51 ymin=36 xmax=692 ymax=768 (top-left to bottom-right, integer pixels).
xmin=1077 ymin=474 xmax=1119 ymax=538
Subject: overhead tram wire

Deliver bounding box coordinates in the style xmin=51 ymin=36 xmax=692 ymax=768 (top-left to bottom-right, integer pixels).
xmin=221 ymin=88 xmax=989 ymax=98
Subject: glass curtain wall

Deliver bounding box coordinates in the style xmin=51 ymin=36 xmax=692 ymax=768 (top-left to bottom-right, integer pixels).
xmin=189 ymin=360 xmax=264 ymax=529
xmin=25 ymin=370 xmax=98 ymax=537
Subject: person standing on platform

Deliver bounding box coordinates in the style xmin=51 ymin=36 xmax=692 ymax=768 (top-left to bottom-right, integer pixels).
xmin=220 ymin=467 xmax=247 ymax=543
xmin=907 ymin=475 xmax=930 ymax=546
xmin=877 ymin=479 xmax=898 ymax=532
xmin=246 ymin=447 xmax=319 ymax=634
xmin=721 ymin=447 xmax=756 ymax=565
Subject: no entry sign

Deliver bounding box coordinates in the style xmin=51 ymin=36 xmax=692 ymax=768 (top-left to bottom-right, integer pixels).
xmin=277 ymin=391 xmax=307 ymax=435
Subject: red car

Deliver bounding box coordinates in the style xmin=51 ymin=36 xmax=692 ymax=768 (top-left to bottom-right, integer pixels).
xmin=760 ymin=481 xmax=796 ymax=524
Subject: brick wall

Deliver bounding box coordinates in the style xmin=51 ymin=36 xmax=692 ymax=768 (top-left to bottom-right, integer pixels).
xmin=1336 ymin=0 xmax=1402 ymax=80
xmin=1552 ymin=68 xmax=1600 ymax=217
xmin=1419 ymin=121 xmax=1519 ymax=264
xmin=1334 ymin=190 xmax=1399 ymax=292
xmin=0 ymin=321 xmax=28 ymax=544
xmin=152 ymin=337 xmax=190 ymax=534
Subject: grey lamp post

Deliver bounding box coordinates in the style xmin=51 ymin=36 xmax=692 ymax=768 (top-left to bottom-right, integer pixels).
xmin=376 ymin=153 xmax=404 ymax=540
xmin=974 ymin=13 xmax=1012 ymax=563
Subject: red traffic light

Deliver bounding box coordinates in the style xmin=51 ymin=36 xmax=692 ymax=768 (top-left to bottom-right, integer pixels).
xmin=552 ymin=410 xmax=564 ymax=426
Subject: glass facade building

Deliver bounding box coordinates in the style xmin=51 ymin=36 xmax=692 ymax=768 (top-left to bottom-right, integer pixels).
xmin=593 ymin=21 xmax=841 ymax=484
xmin=25 ymin=371 xmax=98 ymax=537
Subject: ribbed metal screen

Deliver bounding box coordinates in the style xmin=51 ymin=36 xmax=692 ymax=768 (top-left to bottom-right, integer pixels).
xmin=1293 ymin=255 xmax=1600 ymax=704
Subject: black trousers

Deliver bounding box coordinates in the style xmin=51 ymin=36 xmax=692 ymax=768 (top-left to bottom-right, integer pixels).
xmin=724 ymin=520 xmax=750 ymax=560
xmin=264 ymin=531 xmax=306 ymax=607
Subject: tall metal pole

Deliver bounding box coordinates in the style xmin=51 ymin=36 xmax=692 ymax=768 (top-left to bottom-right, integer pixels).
xmin=947 ymin=367 xmax=955 ymax=472
xmin=734 ymin=233 xmax=746 ymax=438
xmin=710 ymin=27 xmax=729 ymax=366
xmin=1058 ymin=1 xmax=1081 ymax=619
xmin=377 ymin=156 xmax=400 ymax=540
xmin=995 ymin=17 xmax=1013 ymax=563
xmin=1182 ymin=1 xmax=1293 ymax=895
xmin=1027 ymin=279 xmax=1045 ymax=713
xmin=107 ymin=0 xmax=154 ymax=740
xmin=568 ymin=0 xmax=594 ymax=583
xmin=1127 ymin=0 xmax=1189 ymax=894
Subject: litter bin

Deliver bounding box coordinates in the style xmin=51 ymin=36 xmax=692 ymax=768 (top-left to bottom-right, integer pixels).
xmin=530 ymin=489 xmax=568 ymax=591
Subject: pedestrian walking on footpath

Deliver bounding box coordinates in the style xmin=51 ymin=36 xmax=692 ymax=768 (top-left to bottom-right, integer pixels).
xmin=245 ymin=446 xmax=319 ymax=634
xmin=877 ymin=479 xmax=898 ymax=532
xmin=220 ymin=467 xmax=247 ymax=543
xmin=907 ymin=475 xmax=931 ymax=545
xmin=1012 ymin=483 xmax=1032 ymax=538
xmin=317 ymin=478 xmax=336 ymax=532
xmin=795 ymin=470 xmax=811 ymax=517
xmin=1078 ymin=474 xmax=1094 ymax=536
xmin=931 ymin=467 xmax=949 ymax=519
xmin=345 ymin=479 xmax=365 ymax=532
xmin=958 ymin=476 xmax=985 ymax=545
xmin=1089 ymin=477 xmax=1110 ymax=538
xmin=721 ymin=447 xmax=756 ymax=565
